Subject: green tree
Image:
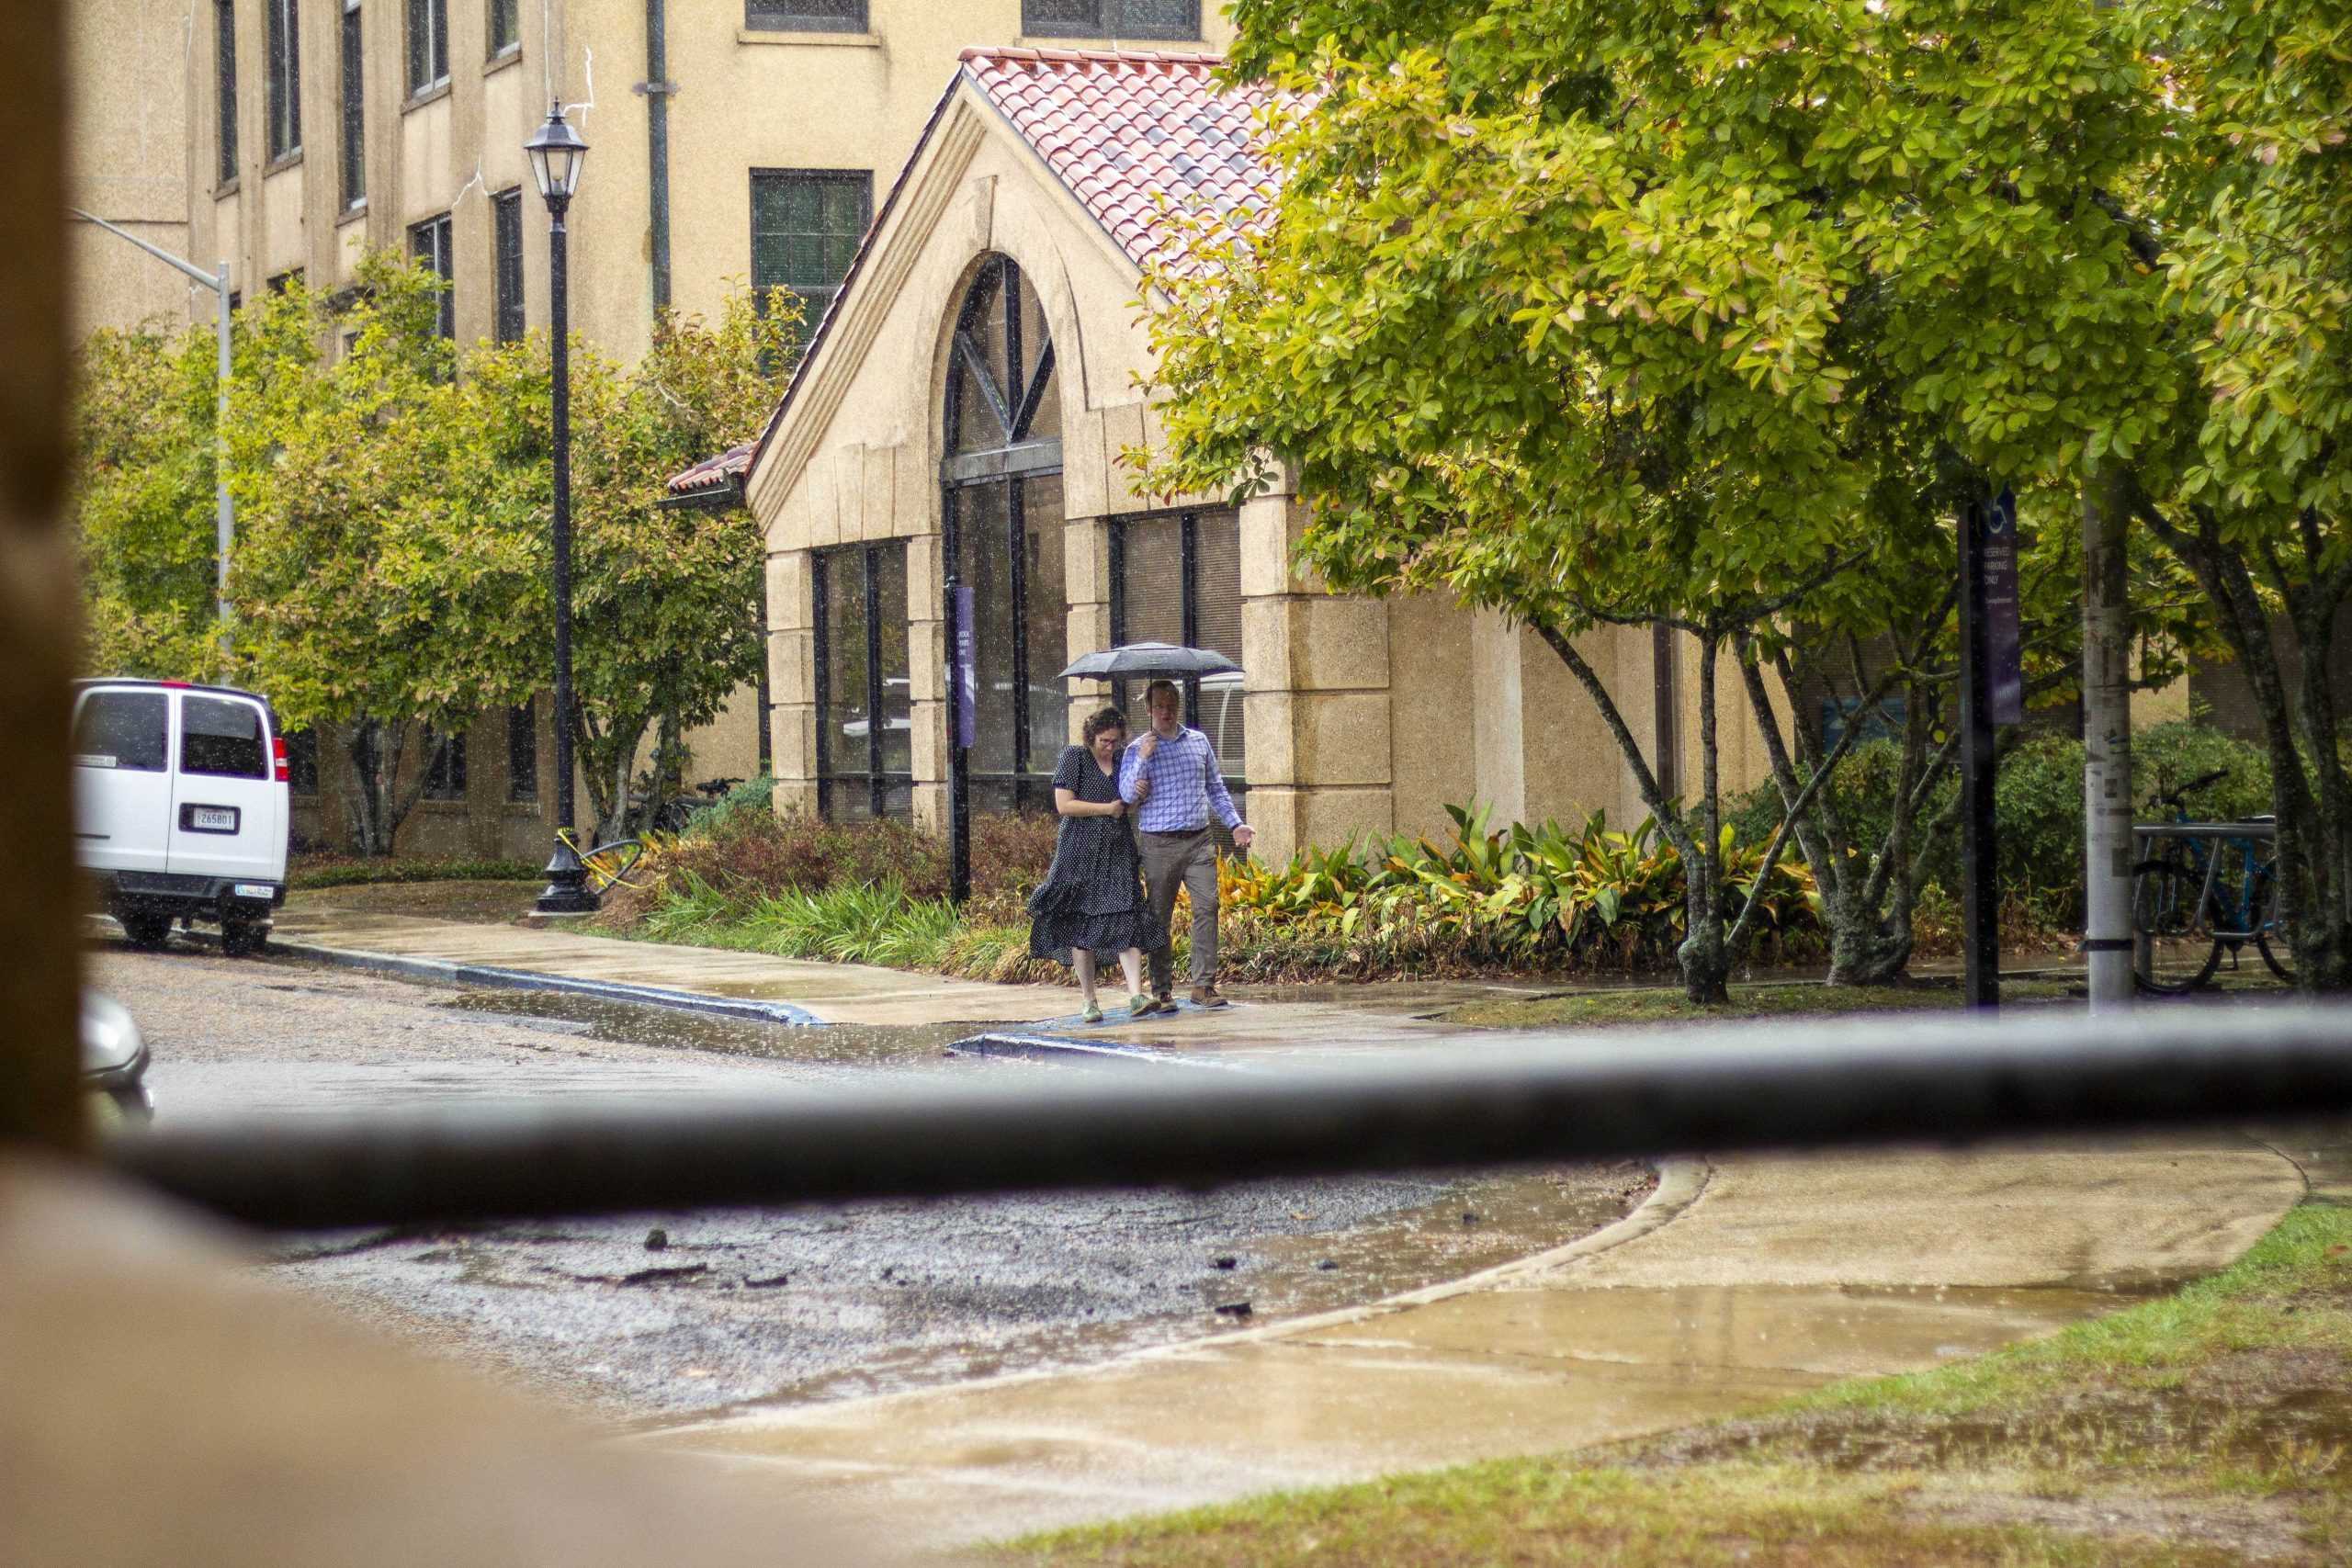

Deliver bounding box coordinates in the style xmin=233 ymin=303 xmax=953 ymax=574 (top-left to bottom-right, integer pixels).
xmin=224 ymin=255 xmax=514 ymax=853
xmin=71 ymin=322 xmax=232 ymax=682
xmin=454 ymin=286 xmax=797 ymax=843
xmin=2121 ymin=0 xmax=2352 ymax=989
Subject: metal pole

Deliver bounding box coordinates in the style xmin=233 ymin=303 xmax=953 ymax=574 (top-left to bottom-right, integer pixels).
xmin=1958 ymin=498 xmax=2000 ymax=1008
xmin=2082 ymin=460 xmax=2136 ymax=1009
xmin=213 ymin=262 xmax=232 ymax=652
xmin=68 ymin=210 xmax=235 ymax=652
xmin=105 ymin=1004 xmax=2352 ymax=1230
xmin=536 ymin=194 xmax=594 ymax=915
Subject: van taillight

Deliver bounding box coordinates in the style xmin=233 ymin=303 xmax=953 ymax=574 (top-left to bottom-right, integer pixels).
xmin=272 ymin=735 xmax=288 ymax=783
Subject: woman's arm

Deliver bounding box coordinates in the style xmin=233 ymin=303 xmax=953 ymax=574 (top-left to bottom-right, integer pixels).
xmin=1054 ymin=787 xmax=1124 ymax=818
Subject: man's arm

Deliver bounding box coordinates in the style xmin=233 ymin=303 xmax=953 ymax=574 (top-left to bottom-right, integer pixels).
xmin=1202 ymin=737 xmax=1242 ymax=831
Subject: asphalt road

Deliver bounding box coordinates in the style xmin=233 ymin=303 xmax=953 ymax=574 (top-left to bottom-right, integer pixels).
xmin=90 ymin=941 xmax=1651 ymax=1424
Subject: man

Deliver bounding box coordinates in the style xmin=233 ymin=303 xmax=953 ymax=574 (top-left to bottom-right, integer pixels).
xmin=1119 ymin=679 xmax=1253 ymax=1010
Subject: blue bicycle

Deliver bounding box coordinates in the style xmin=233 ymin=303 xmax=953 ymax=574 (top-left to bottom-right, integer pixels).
xmin=2130 ymin=770 xmax=2293 ymax=994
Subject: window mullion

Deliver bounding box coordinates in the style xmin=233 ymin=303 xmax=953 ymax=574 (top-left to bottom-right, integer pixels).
xmin=865 ymin=543 xmax=885 ymax=815
xmin=811 ymin=550 xmax=831 ymax=817
xmin=1008 ymin=477 xmax=1030 ymax=794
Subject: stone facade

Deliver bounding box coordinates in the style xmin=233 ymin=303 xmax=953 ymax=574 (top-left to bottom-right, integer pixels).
xmin=749 ymin=51 xmax=1781 ymax=865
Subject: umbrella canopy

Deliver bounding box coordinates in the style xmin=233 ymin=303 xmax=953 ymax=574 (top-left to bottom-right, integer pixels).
xmin=1056 ymin=642 xmax=1242 ymax=682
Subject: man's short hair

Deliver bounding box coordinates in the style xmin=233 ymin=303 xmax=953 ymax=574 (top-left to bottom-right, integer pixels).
xmin=1145 ymin=679 xmax=1181 ymax=705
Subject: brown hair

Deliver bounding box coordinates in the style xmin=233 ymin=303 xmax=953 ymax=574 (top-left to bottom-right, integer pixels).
xmin=1145 ymin=679 xmax=1181 ymax=706
xmin=1081 ymin=705 xmax=1129 ymax=745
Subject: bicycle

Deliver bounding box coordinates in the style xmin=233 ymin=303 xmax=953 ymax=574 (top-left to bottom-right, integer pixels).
xmin=638 ymin=776 xmax=744 ymax=836
xmin=2129 ymin=769 xmax=2292 ymax=994
xmin=559 ymin=828 xmax=646 ymax=896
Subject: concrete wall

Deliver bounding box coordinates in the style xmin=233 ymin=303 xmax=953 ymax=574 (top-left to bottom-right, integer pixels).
xmin=69 ymin=0 xmax=195 ymax=337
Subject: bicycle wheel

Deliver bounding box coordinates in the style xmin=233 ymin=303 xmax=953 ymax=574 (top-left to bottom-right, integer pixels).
xmin=2132 ymin=859 xmax=2222 ymax=994
xmin=579 ymin=838 xmax=645 ymax=894
xmin=2253 ymin=860 xmax=2295 ymax=984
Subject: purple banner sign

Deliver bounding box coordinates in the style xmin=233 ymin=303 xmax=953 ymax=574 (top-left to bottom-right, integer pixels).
xmin=1984 ymin=487 xmax=2023 ymax=726
xmin=954 ymin=583 xmax=977 ymax=752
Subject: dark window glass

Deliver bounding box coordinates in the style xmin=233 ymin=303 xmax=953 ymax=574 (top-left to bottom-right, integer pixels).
xmin=284 ymin=727 xmax=319 ymax=795
xmin=492 ymin=189 xmax=525 ymax=343
xmin=216 ymin=0 xmax=239 ymax=186
xmin=1023 ymin=0 xmax=1197 ymax=39
xmin=340 ymin=2 xmax=365 ymax=207
xmin=749 ymin=170 xmax=871 ymax=341
xmin=424 ymin=728 xmax=467 ymax=800
xmin=1113 ymin=507 xmax=1245 ymax=793
xmin=814 ymin=541 xmax=910 ymax=819
xmin=266 ymin=0 xmax=300 ymax=159
xmin=1023 ymin=474 xmax=1069 ymax=767
xmin=506 ymin=703 xmax=537 ymax=800
xmin=745 ymin=0 xmax=863 ymax=28
xmin=409 ymin=213 xmax=453 ymax=339
xmin=406 ymin=0 xmax=447 ymax=94
xmin=266 ymin=268 xmax=301 ymax=294
xmin=74 ymin=691 xmax=170 ymax=773
xmin=182 ymin=695 xmax=267 ymax=779
xmin=488 ymin=0 xmax=517 ymax=53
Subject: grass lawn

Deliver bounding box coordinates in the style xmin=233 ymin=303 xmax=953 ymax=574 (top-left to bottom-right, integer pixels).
xmin=1444 ymin=977 xmax=2083 ymax=1029
xmin=996 ymin=1201 xmax=2352 ymax=1566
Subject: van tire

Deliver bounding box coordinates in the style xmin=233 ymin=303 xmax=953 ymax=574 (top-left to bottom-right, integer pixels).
xmin=220 ymin=920 xmax=267 ymax=958
xmin=119 ymin=910 xmax=173 ymax=950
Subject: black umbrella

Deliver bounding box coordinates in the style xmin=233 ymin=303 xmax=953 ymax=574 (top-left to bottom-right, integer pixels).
xmin=1056 ymin=641 xmax=1242 ymax=681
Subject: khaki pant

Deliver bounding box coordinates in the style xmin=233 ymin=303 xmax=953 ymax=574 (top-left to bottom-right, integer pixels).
xmin=1139 ymin=828 xmax=1219 ymax=994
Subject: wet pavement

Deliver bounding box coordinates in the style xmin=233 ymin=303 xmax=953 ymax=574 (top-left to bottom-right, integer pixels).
xmin=661 ymin=1135 xmax=2308 ymax=1553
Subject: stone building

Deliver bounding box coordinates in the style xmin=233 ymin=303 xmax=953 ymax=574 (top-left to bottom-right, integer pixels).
xmin=109 ymin=0 xmax=1238 ymax=855
xmin=686 ymin=48 xmax=1774 ymax=864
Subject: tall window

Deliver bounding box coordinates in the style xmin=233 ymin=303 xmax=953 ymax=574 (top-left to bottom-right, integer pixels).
xmin=424 ymin=727 xmax=467 ymax=801
xmin=750 ymin=170 xmax=871 ymax=340
xmin=745 ymin=0 xmax=864 ymax=28
xmin=1021 ymin=0 xmax=1198 ymax=39
xmin=215 ymin=0 xmax=239 ymax=185
xmin=814 ymin=543 xmax=911 ymax=819
xmin=492 ymin=189 xmax=525 ymax=343
xmin=942 ymin=255 xmax=1066 ymax=815
xmin=505 ymin=703 xmax=537 ymax=801
xmin=265 ymin=0 xmax=300 ymax=160
xmin=407 ymin=0 xmax=447 ymax=95
xmin=409 ymin=213 xmax=453 ymax=339
xmin=487 ymin=0 xmax=517 ymax=55
xmin=1111 ymin=510 xmax=1246 ymax=802
xmin=339 ymin=0 xmax=365 ymax=207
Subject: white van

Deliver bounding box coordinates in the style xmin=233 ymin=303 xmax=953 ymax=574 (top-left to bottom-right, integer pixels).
xmin=72 ymin=679 xmax=290 ymax=955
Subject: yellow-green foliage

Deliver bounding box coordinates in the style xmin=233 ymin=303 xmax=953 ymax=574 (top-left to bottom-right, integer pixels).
xmin=1219 ymin=804 xmax=1821 ymax=978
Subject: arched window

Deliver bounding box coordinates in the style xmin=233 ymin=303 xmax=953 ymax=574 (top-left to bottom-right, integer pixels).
xmin=942 ymin=255 xmax=1065 ymax=814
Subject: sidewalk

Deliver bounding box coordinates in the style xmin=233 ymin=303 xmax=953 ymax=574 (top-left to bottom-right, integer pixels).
xmin=267 ymin=900 xmax=1464 ymax=1052
xmin=655 ymin=1138 xmax=2306 ymax=1555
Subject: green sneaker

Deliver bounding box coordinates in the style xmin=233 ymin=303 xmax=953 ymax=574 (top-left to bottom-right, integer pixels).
xmin=1129 ymin=994 xmax=1158 ymax=1019
xmin=1081 ymin=1001 xmax=1104 ymax=1025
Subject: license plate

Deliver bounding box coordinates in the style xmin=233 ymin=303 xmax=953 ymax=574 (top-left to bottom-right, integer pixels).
xmin=233 ymin=883 xmax=275 ymax=900
xmin=190 ymin=807 xmax=236 ymax=831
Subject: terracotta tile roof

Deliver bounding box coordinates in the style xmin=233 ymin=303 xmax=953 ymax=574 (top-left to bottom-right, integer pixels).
xmin=666 ymin=46 xmax=1281 ymax=501
xmin=959 ymin=46 xmax=1280 ymax=278
xmin=662 ymin=440 xmax=753 ymax=503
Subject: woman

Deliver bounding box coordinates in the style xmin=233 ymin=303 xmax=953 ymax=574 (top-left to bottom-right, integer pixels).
xmin=1029 ymin=705 xmax=1167 ymax=1022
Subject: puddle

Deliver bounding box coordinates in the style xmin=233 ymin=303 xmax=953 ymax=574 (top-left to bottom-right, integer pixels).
xmin=439 ymin=987 xmax=984 ymax=1068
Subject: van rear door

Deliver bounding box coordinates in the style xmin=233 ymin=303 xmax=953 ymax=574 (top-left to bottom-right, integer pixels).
xmin=72 ymin=686 xmax=175 ymax=874
xmin=165 ymin=691 xmax=286 ymax=885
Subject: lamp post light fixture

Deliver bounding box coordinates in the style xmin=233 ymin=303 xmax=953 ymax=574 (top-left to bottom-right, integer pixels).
xmin=526 ymin=103 xmax=597 ymax=917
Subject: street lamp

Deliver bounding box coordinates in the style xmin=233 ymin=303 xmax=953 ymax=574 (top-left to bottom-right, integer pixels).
xmin=525 ymin=104 xmax=596 ymax=916
xmin=70 ymin=211 xmax=233 ymax=654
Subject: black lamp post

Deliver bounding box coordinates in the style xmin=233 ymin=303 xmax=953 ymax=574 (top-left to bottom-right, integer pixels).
xmin=526 ymin=103 xmax=595 ymax=916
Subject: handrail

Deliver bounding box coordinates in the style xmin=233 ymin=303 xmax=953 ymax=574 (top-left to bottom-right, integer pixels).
xmin=108 ymin=1005 xmax=2352 ymax=1230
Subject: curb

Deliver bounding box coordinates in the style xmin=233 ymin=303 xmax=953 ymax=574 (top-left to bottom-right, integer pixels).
xmin=264 ymin=936 xmax=827 ymax=1028
xmin=947 ymin=1030 xmax=1247 ymax=1071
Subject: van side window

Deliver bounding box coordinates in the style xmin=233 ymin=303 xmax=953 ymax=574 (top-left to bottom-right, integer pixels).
xmin=182 ymin=695 xmax=268 ymax=778
xmin=73 ymin=691 xmax=169 ymax=772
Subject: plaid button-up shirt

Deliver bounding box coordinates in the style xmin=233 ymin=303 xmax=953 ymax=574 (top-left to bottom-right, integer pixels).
xmin=1117 ymin=724 xmax=1240 ymax=834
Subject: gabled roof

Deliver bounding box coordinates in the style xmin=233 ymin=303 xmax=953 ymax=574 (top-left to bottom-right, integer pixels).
xmin=664 ymin=45 xmax=1282 ymax=502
